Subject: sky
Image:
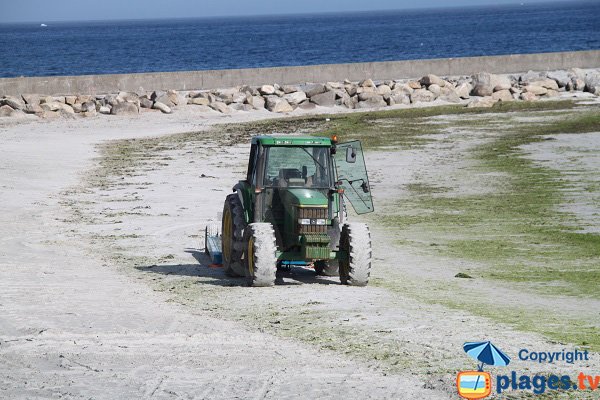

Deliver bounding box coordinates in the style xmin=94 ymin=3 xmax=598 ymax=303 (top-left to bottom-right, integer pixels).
xmin=0 ymin=0 xmax=575 ymax=23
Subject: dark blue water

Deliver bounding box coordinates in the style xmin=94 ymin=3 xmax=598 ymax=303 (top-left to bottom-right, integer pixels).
xmin=0 ymin=1 xmax=598 ymax=78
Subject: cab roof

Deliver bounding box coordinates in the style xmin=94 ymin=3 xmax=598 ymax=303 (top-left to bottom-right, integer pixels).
xmin=252 ymin=136 xmax=332 ymax=146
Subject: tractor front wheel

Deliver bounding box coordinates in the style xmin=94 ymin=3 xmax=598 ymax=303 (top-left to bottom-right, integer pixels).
xmin=339 ymin=223 xmax=372 ymax=286
xmin=243 ymin=223 xmax=277 ymax=287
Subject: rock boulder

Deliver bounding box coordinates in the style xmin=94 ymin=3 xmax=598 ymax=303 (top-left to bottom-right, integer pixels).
xmin=519 ymin=70 xmax=542 ymax=83
xmin=303 ymin=83 xmax=327 ymax=98
xmin=523 ymin=85 xmax=548 ymax=96
xmin=343 ymin=96 xmax=359 ymax=109
xmin=154 ymin=94 xmax=174 ymax=108
xmin=230 ymin=103 xmax=253 ymax=112
xmin=152 ymin=102 xmax=172 ymax=114
xmin=22 ymin=94 xmax=41 ymax=105
xmin=420 ymin=74 xmax=445 ymax=87
xmin=232 ymin=92 xmax=248 ymax=104
xmin=259 ymin=85 xmax=276 ymax=95
xmin=117 ymin=91 xmax=139 ymax=104
xmin=41 ymin=102 xmax=74 ymax=113
xmin=208 ymin=102 xmax=232 ymax=114
xmin=471 ymin=72 xmax=511 ymax=97
xmin=265 ymin=96 xmax=293 ymax=113
xmin=585 ymin=72 xmax=600 ymax=95
xmin=376 ymin=84 xmax=392 ymax=96
xmin=310 ymin=91 xmax=336 ymax=107
xmin=410 ymin=89 xmax=436 ymax=103
xmin=546 ymin=70 xmax=571 ymax=88
xmin=150 ymin=90 xmax=166 ymax=101
xmin=390 ymin=93 xmax=411 ymax=105
xmin=65 ymin=95 xmax=77 ymax=105
xmin=359 ymin=79 xmax=375 ymax=88
xmin=427 ymin=84 xmax=442 ymax=97
xmin=439 ymin=87 xmax=461 ymax=103
xmin=1 ymin=96 xmax=24 ymax=110
xmin=345 ymin=84 xmax=358 ymax=97
xmin=23 ymin=103 xmax=43 ymax=115
xmin=520 ymin=92 xmax=538 ymax=102
xmin=326 ymin=81 xmax=343 ymax=90
xmin=283 ymin=91 xmax=307 ymax=106
xmin=282 ymin=85 xmax=300 ymax=94
xmin=99 ymin=105 xmax=112 ymax=115
xmin=82 ymin=108 xmax=97 ymax=118
xmin=357 ymin=97 xmax=387 ymax=109
xmin=358 ymin=92 xmax=382 ymax=102
xmin=333 ymin=89 xmax=350 ymax=101
xmin=213 ymin=89 xmax=237 ymax=104
xmin=110 ymin=102 xmax=139 ymax=115
xmin=571 ymin=77 xmax=585 ymax=91
xmin=76 ymin=94 xmax=93 ymax=104
xmin=455 ymin=82 xmax=472 ymax=99
xmin=81 ymin=101 xmax=96 ymax=113
xmin=393 ymin=83 xmax=414 ymax=95
xmin=139 ymin=97 xmax=154 ymax=109
xmin=529 ymin=78 xmax=559 ymax=91
xmin=492 ymin=90 xmax=513 ymax=102
xmin=250 ymin=96 xmax=266 ymax=110
xmin=188 ymin=97 xmax=210 ymax=106
xmin=0 ymin=105 xmax=15 ymax=117
xmin=166 ymin=90 xmax=186 ymax=106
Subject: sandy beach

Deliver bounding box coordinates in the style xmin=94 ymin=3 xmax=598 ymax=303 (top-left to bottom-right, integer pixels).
xmin=1 ymin=97 xmax=599 ymax=398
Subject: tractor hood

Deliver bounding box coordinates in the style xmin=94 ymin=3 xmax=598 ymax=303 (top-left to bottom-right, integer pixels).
xmin=283 ymin=188 xmax=328 ymax=208
xmin=278 ymin=188 xmax=331 ymax=252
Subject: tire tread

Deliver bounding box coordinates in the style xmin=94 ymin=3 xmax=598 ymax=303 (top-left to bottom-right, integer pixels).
xmin=339 ymin=223 xmax=372 ymax=286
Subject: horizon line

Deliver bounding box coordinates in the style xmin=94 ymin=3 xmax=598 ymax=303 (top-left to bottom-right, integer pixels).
xmin=0 ymin=0 xmax=587 ymax=25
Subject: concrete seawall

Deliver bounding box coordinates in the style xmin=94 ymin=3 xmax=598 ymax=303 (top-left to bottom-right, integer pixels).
xmin=1 ymin=50 xmax=598 ymax=96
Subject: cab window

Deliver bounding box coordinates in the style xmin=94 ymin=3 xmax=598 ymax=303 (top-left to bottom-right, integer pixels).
xmin=246 ymin=144 xmax=258 ymax=183
xmin=263 ymin=146 xmax=331 ymax=188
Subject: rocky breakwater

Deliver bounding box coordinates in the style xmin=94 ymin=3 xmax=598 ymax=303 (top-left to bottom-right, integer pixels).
xmin=1 ymin=68 xmax=599 ymax=120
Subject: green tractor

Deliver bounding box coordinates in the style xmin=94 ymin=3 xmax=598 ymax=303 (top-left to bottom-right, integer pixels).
xmin=215 ymin=135 xmax=374 ymax=287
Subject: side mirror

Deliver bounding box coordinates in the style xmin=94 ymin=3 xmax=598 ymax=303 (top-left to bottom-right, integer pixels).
xmin=346 ymin=147 xmax=357 ymax=163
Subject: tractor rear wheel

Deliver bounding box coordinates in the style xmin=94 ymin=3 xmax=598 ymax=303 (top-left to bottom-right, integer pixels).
xmin=339 ymin=223 xmax=372 ymax=286
xmin=314 ymin=260 xmax=339 ymax=276
xmin=243 ymin=223 xmax=277 ymax=287
xmin=222 ymin=193 xmax=246 ymax=277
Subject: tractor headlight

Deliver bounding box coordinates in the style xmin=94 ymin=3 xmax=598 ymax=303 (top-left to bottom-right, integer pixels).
xmin=299 ymin=219 xmax=311 ymax=225
xmin=314 ymin=219 xmax=327 ymax=225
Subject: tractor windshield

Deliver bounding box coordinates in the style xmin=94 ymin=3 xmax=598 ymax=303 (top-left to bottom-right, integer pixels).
xmin=263 ymin=146 xmax=332 ymax=189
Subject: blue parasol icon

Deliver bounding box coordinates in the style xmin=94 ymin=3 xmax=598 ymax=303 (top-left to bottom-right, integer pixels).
xmin=464 ymin=341 xmax=511 ymax=370
xmin=463 ymin=341 xmax=511 ymax=394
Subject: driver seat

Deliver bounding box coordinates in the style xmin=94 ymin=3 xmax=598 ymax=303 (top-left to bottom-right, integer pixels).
xmin=278 ymin=169 xmax=302 ymax=187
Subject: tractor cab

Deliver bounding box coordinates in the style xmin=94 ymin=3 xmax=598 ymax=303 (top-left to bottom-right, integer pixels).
xmin=243 ymin=136 xmax=372 ymax=219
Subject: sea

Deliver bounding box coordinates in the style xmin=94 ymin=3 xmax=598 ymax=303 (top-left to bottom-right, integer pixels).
xmin=0 ymin=1 xmax=598 ymax=78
